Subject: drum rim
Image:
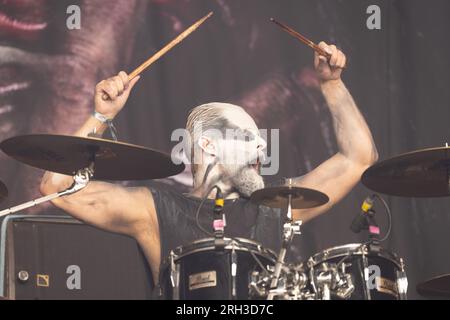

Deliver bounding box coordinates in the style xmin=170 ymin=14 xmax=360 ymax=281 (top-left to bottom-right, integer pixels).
xmin=309 ymin=243 xmax=402 ymax=268
xmin=171 ymin=237 xmax=277 ymax=261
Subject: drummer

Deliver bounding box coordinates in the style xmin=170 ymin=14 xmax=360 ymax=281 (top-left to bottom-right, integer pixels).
xmin=40 ymin=42 xmax=378 ymax=294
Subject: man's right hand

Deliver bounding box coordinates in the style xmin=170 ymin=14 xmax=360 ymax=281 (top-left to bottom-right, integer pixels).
xmin=94 ymin=71 xmax=141 ymax=119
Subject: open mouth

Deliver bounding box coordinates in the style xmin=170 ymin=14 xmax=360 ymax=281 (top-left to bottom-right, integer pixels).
xmin=249 ymin=158 xmax=261 ymax=171
xmin=0 ymin=0 xmax=49 ymax=40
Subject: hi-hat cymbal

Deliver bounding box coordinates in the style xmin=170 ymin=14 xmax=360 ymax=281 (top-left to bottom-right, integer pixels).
xmin=362 ymin=146 xmax=450 ymax=197
xmin=250 ymin=186 xmax=329 ymax=209
xmin=0 ymin=180 xmax=7 ymax=203
xmin=0 ymin=135 xmax=185 ymax=181
xmin=417 ymin=274 xmax=450 ymax=298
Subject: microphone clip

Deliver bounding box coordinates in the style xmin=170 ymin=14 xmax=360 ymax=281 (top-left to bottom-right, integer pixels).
xmin=351 ymin=196 xmax=381 ymax=243
xmin=213 ymin=186 xmax=226 ymax=250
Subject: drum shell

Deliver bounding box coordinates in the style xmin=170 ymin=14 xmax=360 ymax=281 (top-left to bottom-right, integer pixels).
xmin=160 ymin=238 xmax=276 ymax=300
xmin=307 ymin=243 xmax=404 ymax=300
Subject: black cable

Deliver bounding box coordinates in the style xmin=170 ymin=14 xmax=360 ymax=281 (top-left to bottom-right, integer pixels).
xmin=195 ymin=185 xmax=219 ymax=236
xmin=194 ymin=187 xmax=270 ymax=273
xmin=194 ymin=159 xmax=220 ymax=236
xmin=202 ymin=159 xmax=218 ymax=185
xmin=372 ymin=194 xmax=392 ymax=242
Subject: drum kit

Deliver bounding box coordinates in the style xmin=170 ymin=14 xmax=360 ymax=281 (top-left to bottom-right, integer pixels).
xmin=0 ymin=134 xmax=448 ymax=300
xmin=161 ymin=183 xmax=408 ymax=301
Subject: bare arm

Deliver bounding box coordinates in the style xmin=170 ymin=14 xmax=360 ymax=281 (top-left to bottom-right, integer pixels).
xmin=41 ymin=73 xmax=157 ymax=238
xmin=40 ymin=73 xmax=162 ymax=276
xmin=292 ymin=43 xmax=378 ymax=222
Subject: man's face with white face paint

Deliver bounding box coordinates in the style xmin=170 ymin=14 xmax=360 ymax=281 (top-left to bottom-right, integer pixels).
xmin=214 ymin=106 xmax=266 ymax=197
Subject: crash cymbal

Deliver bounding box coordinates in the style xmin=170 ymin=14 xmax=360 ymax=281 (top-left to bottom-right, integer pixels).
xmin=0 ymin=135 xmax=185 ymax=181
xmin=250 ymin=186 xmax=329 ymax=209
xmin=362 ymin=146 xmax=450 ymax=197
xmin=0 ymin=180 xmax=7 ymax=203
xmin=417 ymin=274 xmax=450 ymax=298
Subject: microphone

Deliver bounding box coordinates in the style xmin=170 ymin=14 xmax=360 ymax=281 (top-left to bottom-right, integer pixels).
xmin=350 ymin=195 xmax=374 ymax=233
xmin=214 ymin=186 xmax=224 ymax=220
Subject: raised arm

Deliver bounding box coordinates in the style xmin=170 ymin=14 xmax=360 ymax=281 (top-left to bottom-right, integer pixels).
xmin=292 ymin=42 xmax=378 ymax=222
xmin=40 ymin=73 xmax=161 ymax=277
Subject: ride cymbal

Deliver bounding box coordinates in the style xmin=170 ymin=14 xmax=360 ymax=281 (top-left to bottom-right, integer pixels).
xmin=417 ymin=274 xmax=450 ymax=298
xmin=362 ymin=146 xmax=450 ymax=197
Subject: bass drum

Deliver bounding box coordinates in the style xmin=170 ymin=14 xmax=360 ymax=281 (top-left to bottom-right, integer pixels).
xmin=159 ymin=237 xmax=277 ymax=300
xmin=305 ymin=243 xmax=408 ymax=300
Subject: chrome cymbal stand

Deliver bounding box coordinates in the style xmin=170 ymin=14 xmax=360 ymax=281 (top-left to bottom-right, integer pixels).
xmin=267 ymin=187 xmax=302 ymax=300
xmin=0 ymin=165 xmax=94 ymax=218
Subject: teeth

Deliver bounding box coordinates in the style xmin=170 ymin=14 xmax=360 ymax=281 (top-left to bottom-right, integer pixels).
xmin=0 ymin=104 xmax=13 ymax=115
xmin=0 ymin=11 xmax=48 ymax=31
xmin=0 ymin=82 xmax=30 ymax=95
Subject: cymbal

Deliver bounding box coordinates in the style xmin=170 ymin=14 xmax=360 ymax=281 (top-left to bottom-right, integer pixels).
xmin=0 ymin=180 xmax=7 ymax=203
xmin=362 ymin=146 xmax=450 ymax=197
xmin=250 ymin=186 xmax=329 ymax=209
xmin=417 ymin=274 xmax=450 ymax=298
xmin=0 ymin=135 xmax=185 ymax=181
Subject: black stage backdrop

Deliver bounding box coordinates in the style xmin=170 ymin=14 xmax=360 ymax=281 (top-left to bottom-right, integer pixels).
xmin=0 ymin=0 xmax=449 ymax=299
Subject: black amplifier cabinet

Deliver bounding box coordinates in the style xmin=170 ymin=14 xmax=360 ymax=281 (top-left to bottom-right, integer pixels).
xmin=0 ymin=215 xmax=154 ymax=300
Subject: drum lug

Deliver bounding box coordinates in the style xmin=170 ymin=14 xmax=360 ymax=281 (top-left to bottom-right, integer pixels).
xmin=169 ymin=251 xmax=180 ymax=300
xmin=362 ymin=254 xmax=372 ymax=300
xmin=231 ymin=245 xmax=238 ymax=299
xmin=313 ymin=262 xmax=355 ymax=300
xmin=307 ymin=258 xmax=319 ymax=298
xmin=396 ymin=258 xmax=408 ymax=300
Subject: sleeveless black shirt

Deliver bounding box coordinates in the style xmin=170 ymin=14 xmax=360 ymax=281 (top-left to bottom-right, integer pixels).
xmin=146 ymin=182 xmax=283 ymax=291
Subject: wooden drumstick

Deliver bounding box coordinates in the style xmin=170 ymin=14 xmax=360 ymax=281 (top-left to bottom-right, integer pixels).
xmin=102 ymin=11 xmax=214 ymax=100
xmin=270 ymin=18 xmax=332 ymax=60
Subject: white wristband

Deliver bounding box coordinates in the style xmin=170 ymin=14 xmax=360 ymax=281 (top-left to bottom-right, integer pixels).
xmin=93 ymin=111 xmax=112 ymax=123
xmin=92 ymin=111 xmax=118 ymax=141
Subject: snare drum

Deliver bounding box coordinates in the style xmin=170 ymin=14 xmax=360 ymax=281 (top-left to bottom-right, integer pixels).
xmin=160 ymin=238 xmax=276 ymax=300
xmin=305 ymin=243 xmax=408 ymax=300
